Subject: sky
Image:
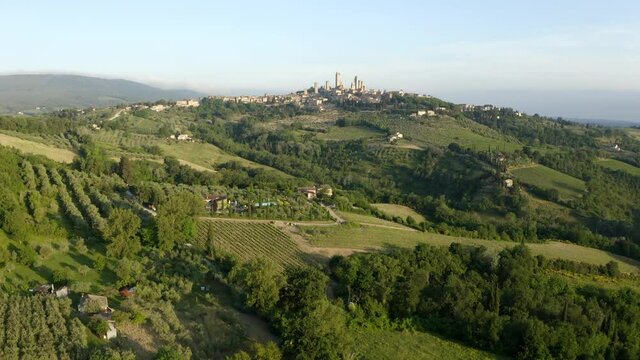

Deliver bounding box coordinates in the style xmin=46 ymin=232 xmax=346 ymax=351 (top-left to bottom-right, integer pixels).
xmin=2 ymin=0 xmax=640 ymax=120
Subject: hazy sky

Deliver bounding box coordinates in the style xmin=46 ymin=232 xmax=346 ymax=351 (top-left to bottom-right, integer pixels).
xmin=2 ymin=1 xmax=640 ymax=120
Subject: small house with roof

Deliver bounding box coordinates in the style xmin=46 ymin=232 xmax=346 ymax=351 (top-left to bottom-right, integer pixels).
xmin=78 ymin=294 xmax=112 ymax=314
xmin=105 ymin=321 xmax=117 ymax=340
xmin=32 ymin=284 xmax=69 ymax=298
xmin=299 ymin=186 xmax=317 ymax=200
xmin=205 ymin=195 xmax=229 ymax=213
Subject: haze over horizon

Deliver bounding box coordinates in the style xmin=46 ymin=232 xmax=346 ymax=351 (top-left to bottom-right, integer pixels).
xmin=2 ymin=0 xmax=639 ymax=121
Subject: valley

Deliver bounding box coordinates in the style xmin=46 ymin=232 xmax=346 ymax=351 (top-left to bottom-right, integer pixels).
xmin=0 ymin=94 xmax=639 ymax=359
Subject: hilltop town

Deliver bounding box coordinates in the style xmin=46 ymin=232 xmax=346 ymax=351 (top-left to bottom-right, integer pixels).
xmin=127 ymin=71 xmax=525 ymax=118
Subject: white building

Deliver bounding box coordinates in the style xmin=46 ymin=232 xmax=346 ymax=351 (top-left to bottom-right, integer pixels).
xmin=150 ymin=104 xmax=167 ymax=112
xmin=105 ymin=321 xmax=117 ymax=340
xmin=176 ymin=99 xmax=200 ymax=107
xmin=389 ymin=132 xmax=404 ymax=142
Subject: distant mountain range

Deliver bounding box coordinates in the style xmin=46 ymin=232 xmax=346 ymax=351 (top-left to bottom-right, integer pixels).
xmin=0 ymin=74 xmax=205 ymax=114
xmin=568 ymin=118 xmax=640 ymax=128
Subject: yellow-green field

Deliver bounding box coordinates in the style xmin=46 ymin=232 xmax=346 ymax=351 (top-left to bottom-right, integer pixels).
xmin=511 ymin=164 xmax=586 ymax=201
xmin=596 ymin=158 xmax=640 ymax=176
xmin=0 ymin=133 xmax=76 ymax=163
xmin=301 ymin=213 xmax=640 ymax=274
xmin=372 ymin=203 xmax=426 ymax=223
xmin=374 ymin=116 xmax=522 ymax=152
xmin=338 ymin=211 xmax=413 ymax=229
xmin=354 ymin=328 xmax=503 ymax=360
xmin=157 ymin=141 xmax=285 ymax=174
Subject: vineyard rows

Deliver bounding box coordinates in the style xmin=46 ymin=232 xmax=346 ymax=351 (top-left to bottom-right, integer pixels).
xmin=197 ymin=219 xmax=306 ymax=268
xmin=92 ymin=129 xmax=157 ymax=148
xmin=371 ymin=147 xmax=419 ymax=163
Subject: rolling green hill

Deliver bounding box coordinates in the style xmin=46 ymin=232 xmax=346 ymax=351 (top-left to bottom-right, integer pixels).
xmin=368 ymin=115 xmax=522 ymax=151
xmin=511 ymin=164 xmax=586 ymax=201
xmin=354 ymin=328 xmax=504 ymax=360
xmin=596 ymin=158 xmax=640 ymax=176
xmin=0 ymin=74 xmax=204 ymax=114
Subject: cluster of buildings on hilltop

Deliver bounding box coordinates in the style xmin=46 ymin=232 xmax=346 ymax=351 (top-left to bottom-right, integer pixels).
xmin=210 ymin=72 xmax=404 ymax=111
xmin=124 ymin=99 xmax=200 ymax=112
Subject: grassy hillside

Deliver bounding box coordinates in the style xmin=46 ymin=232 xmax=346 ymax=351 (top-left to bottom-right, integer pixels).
xmin=596 ymin=158 xmax=640 ymax=176
xmin=372 ymin=203 xmax=426 ymax=223
xmin=354 ymin=328 xmax=503 ymax=360
xmin=0 ymin=132 xmax=76 ymax=162
xmin=89 ymin=129 xmax=287 ymax=174
xmin=338 ymin=211 xmax=414 ymax=229
xmin=0 ymin=230 xmax=116 ymax=292
xmin=301 ymin=213 xmax=640 ymax=273
xmin=511 ymin=164 xmax=586 ymax=201
xmin=369 ymin=116 xmax=522 ymax=151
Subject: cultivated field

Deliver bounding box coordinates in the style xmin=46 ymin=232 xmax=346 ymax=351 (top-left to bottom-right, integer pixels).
xmin=354 ymin=328 xmax=503 ymax=360
xmin=372 ymin=203 xmax=426 ymax=223
xmin=316 ymin=126 xmax=385 ymax=141
xmin=0 ymin=133 xmax=76 ymax=162
xmin=196 ymin=218 xmax=307 ymax=268
xmin=511 ymin=164 xmax=586 ymax=201
xmin=338 ymin=211 xmax=413 ymax=229
xmin=596 ymin=158 xmax=640 ymax=176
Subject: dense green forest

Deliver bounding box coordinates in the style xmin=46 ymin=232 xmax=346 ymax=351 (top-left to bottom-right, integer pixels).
xmin=0 ymin=94 xmax=640 ymax=359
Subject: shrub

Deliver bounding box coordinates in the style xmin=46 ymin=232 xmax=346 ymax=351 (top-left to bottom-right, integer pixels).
xmin=37 ymin=244 xmax=54 ymax=259
xmin=87 ymin=317 xmax=110 ymax=338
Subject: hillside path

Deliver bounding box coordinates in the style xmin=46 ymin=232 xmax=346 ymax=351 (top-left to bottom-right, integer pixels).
xmin=108 ymin=109 xmax=125 ymax=121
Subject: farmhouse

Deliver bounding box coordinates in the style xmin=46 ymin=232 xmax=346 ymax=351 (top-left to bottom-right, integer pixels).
xmin=299 ymin=186 xmax=317 ymax=200
xmin=33 ymin=284 xmax=53 ymax=295
xmin=78 ymin=294 xmax=112 ymax=314
xmin=504 ymin=179 xmax=514 ymax=188
xmin=150 ymin=104 xmax=168 ymax=112
xmin=205 ymin=195 xmax=229 ymax=213
xmin=32 ymin=284 xmax=69 ymax=298
xmin=176 ymin=99 xmax=200 ymax=107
